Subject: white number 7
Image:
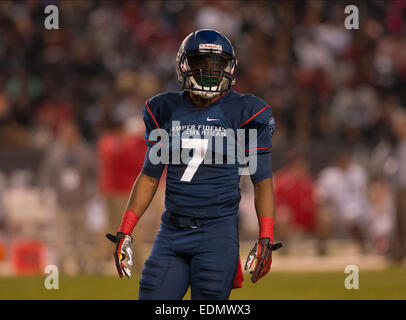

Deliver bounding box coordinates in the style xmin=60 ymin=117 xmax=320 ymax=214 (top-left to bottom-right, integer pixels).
xmin=180 ymin=138 xmax=208 ymax=182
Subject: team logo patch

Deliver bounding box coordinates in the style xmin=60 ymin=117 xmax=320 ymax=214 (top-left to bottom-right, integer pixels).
xmin=199 ymin=43 xmax=222 ymax=51
xmin=269 ymin=117 xmax=275 ymax=136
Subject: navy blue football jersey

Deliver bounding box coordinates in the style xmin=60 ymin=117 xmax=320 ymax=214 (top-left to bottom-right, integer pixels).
xmin=143 ymin=90 xmax=274 ymax=218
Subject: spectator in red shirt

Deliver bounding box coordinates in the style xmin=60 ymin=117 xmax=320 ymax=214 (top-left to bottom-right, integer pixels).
xmin=98 ymin=117 xmax=147 ymax=229
xmin=97 ymin=116 xmax=164 ymax=269
xmin=274 ymin=148 xmax=329 ymax=255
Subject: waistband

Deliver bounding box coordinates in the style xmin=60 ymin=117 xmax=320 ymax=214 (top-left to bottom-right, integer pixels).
xmin=167 ymin=211 xmax=209 ymax=229
xmin=162 ymin=210 xmax=238 ymax=230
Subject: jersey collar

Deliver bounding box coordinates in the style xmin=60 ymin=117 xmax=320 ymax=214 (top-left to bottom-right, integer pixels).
xmin=182 ymin=90 xmax=232 ymax=108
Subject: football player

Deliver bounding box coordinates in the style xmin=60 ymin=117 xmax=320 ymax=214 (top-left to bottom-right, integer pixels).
xmin=106 ymin=29 xmax=282 ymax=300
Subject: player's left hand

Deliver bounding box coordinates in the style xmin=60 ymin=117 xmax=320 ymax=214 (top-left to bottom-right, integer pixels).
xmin=106 ymin=232 xmax=134 ymax=278
xmin=244 ymin=238 xmax=282 ymax=283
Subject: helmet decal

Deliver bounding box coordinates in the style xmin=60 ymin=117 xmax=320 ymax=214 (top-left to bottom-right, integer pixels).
xmin=199 ymin=43 xmax=223 ymax=52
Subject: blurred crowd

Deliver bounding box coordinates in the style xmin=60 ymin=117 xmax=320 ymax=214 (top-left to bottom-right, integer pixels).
xmin=1 ymin=0 xmax=406 ymax=147
xmin=0 ymin=0 xmax=406 ymax=274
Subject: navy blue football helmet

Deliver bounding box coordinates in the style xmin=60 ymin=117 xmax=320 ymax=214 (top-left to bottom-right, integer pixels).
xmin=176 ymin=29 xmax=237 ymax=98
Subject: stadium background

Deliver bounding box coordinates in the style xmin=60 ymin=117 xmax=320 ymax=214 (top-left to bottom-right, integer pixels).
xmin=0 ymin=0 xmax=406 ymax=299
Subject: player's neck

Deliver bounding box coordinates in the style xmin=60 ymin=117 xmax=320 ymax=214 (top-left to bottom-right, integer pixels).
xmin=189 ymin=92 xmax=220 ymax=109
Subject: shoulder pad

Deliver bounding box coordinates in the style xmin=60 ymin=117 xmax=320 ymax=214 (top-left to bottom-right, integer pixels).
xmin=241 ymin=94 xmax=273 ymax=127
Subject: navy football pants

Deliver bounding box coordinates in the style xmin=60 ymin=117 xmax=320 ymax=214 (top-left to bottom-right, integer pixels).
xmin=138 ymin=210 xmax=239 ymax=300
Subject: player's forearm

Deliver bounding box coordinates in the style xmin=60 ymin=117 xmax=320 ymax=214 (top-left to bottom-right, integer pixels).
xmin=253 ymin=177 xmax=276 ymax=242
xmin=254 ymin=177 xmax=275 ymax=218
xmin=125 ymin=172 xmax=160 ymax=216
xmin=117 ymin=172 xmax=160 ymax=235
xmin=117 ymin=146 xmax=165 ymax=235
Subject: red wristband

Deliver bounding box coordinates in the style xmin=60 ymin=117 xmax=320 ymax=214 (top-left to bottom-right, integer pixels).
xmin=259 ymin=216 xmax=274 ymax=243
xmin=118 ymin=209 xmax=141 ymax=235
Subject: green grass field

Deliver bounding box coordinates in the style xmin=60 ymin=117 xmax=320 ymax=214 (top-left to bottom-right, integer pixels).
xmin=1 ymin=268 xmax=406 ymax=300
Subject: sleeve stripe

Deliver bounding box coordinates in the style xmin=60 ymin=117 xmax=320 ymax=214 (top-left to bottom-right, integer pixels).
xmin=245 ymin=147 xmax=272 ymax=152
xmin=144 ymin=139 xmax=164 ymax=147
xmin=240 ymin=105 xmax=271 ymax=127
xmin=145 ymin=100 xmax=161 ymax=134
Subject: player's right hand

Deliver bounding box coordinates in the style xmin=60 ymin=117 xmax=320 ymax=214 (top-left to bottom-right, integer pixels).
xmin=106 ymin=232 xmax=133 ymax=278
